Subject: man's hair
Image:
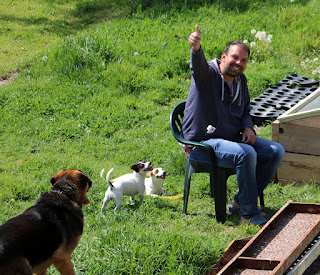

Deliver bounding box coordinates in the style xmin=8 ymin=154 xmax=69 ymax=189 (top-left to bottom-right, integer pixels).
xmin=224 ymin=41 xmax=250 ymax=58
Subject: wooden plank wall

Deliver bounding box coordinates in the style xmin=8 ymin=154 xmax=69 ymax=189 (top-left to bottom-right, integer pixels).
xmin=272 ymin=116 xmax=320 ymax=184
xmin=277 ymin=153 xmax=320 ymax=184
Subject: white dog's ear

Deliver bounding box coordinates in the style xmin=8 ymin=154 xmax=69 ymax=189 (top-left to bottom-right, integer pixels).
xmin=146 ymin=171 xmax=152 ymax=176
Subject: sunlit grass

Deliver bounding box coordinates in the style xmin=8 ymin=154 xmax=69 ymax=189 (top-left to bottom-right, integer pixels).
xmin=0 ymin=0 xmax=320 ymax=273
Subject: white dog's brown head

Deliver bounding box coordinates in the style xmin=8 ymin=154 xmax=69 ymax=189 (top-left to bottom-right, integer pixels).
xmin=146 ymin=168 xmax=166 ymax=179
xmin=130 ymin=160 xmax=152 ymax=173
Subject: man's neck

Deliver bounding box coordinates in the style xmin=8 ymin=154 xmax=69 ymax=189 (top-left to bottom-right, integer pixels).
xmin=223 ymin=74 xmax=234 ymax=83
xmin=219 ymin=63 xmax=235 ymax=83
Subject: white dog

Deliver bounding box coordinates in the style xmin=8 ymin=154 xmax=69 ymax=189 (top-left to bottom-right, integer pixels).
xmin=145 ymin=168 xmax=169 ymax=197
xmin=101 ymin=160 xmax=152 ymax=213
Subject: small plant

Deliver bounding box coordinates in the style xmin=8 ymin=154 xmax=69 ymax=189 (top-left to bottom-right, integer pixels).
xmin=300 ymin=56 xmax=320 ymax=76
xmin=244 ymin=29 xmax=274 ymax=62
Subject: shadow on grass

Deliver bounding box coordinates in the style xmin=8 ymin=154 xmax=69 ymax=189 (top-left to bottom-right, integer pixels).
xmin=180 ymin=205 xmax=281 ymax=227
xmin=1 ymin=13 xmax=102 ymax=37
xmin=2 ymin=0 xmax=315 ymax=59
xmin=150 ymin=197 xmax=183 ymax=211
xmin=1 ymin=0 xmax=313 ymax=45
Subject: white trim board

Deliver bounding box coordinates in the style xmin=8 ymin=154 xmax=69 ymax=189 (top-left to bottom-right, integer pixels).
xmin=277 ymin=87 xmax=320 ymax=122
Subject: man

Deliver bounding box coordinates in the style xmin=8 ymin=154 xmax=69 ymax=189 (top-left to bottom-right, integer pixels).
xmin=181 ymin=25 xmax=285 ymax=226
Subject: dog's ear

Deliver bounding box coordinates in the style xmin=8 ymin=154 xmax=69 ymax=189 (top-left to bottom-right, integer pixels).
xmin=77 ymin=172 xmax=92 ymax=189
xmin=130 ymin=164 xmax=139 ymax=172
xmin=50 ymin=169 xmax=66 ymax=185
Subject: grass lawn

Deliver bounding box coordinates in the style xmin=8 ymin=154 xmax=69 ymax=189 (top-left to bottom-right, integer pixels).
xmin=1 ymin=0 xmax=320 ymax=273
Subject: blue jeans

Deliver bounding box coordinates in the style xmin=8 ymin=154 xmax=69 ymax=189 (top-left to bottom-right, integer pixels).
xmin=202 ymin=137 xmax=285 ymax=219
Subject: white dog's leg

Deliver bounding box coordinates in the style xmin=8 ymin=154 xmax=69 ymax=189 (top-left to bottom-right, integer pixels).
xmin=101 ymin=197 xmax=110 ymax=212
xmin=130 ymin=196 xmax=135 ymax=203
xmin=114 ymin=197 xmax=123 ymax=213
xmin=139 ymin=194 xmax=144 ymax=205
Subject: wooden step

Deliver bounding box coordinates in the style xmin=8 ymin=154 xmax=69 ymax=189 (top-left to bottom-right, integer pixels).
xmin=215 ymin=201 xmax=320 ymax=274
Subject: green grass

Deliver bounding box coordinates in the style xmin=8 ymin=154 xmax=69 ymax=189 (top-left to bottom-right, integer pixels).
xmin=0 ymin=0 xmax=134 ymax=76
xmin=1 ymin=0 xmax=320 ymax=274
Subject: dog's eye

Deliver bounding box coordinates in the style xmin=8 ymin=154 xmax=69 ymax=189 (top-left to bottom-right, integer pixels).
xmin=155 ymin=169 xmax=159 ymax=173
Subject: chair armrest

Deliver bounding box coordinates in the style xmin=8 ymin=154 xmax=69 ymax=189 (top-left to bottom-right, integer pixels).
xmin=177 ymin=137 xmax=215 ymax=160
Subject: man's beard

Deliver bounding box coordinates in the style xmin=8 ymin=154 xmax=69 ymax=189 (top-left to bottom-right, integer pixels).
xmin=226 ymin=63 xmax=243 ymax=77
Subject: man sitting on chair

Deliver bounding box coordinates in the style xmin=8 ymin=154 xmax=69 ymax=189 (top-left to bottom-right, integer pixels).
xmin=181 ymin=25 xmax=285 ymax=226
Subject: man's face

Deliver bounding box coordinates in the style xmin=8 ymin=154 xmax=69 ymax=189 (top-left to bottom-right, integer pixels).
xmin=221 ymin=45 xmax=249 ymax=78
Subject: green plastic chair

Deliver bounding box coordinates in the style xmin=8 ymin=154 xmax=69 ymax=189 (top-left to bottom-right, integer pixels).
xmin=170 ymin=101 xmax=264 ymax=223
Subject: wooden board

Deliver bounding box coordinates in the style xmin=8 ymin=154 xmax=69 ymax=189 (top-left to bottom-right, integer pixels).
xmin=278 ymin=152 xmax=320 ymax=184
xmin=286 ymin=233 xmax=320 ymax=274
xmin=208 ymin=237 xmax=252 ymax=274
xmin=271 ymin=120 xmax=280 ymax=143
xmin=278 ymin=119 xmax=320 ymax=156
xmin=286 ymin=115 xmax=320 ymax=129
xmin=217 ymin=201 xmax=320 ymax=275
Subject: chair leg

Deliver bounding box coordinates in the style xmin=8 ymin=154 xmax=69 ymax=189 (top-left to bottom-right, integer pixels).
xmin=210 ymin=173 xmax=215 ymax=198
xmin=183 ymin=162 xmax=194 ymax=214
xmin=259 ymin=193 xmax=265 ymax=208
xmin=212 ymin=168 xmax=227 ymax=223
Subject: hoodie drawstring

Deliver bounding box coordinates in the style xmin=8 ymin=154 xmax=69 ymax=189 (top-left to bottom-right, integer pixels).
xmin=220 ymin=75 xmax=242 ymax=106
xmin=221 ymin=74 xmax=225 ymax=102
xmin=232 ymin=77 xmax=241 ymax=106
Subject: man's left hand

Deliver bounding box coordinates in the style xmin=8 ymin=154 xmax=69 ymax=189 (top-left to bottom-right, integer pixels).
xmin=242 ymin=127 xmax=256 ymax=144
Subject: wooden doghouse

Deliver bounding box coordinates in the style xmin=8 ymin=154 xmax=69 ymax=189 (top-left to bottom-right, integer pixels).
xmin=272 ymin=87 xmax=320 ymax=185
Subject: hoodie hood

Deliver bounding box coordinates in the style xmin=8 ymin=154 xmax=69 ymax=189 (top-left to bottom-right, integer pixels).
xmin=211 ymin=58 xmax=242 ymax=106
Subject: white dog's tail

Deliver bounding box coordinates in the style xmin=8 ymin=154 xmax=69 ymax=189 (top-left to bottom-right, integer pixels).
xmin=100 ymin=167 xmax=114 ymax=187
xmin=100 ymin=168 xmax=105 ymax=179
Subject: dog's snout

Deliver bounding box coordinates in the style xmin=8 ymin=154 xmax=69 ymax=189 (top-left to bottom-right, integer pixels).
xmin=145 ymin=162 xmax=153 ymax=171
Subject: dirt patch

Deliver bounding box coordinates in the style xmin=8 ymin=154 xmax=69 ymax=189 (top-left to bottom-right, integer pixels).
xmin=0 ymin=71 xmax=19 ymax=86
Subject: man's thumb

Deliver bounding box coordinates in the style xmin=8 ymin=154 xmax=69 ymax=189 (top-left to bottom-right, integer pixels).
xmin=195 ymin=25 xmax=200 ymax=34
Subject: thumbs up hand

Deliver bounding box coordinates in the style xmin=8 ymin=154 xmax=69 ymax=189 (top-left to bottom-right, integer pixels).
xmin=188 ymin=25 xmax=201 ymax=52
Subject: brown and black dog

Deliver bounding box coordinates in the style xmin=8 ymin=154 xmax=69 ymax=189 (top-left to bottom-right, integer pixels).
xmin=0 ymin=169 xmax=92 ymax=275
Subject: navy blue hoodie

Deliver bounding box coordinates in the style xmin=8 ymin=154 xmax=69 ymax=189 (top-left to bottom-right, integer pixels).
xmin=181 ymin=48 xmax=253 ymax=142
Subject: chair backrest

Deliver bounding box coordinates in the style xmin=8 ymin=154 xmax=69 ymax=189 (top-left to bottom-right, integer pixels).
xmin=170 ymin=101 xmax=186 ymax=143
xmin=170 ymin=101 xmax=207 ymax=149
